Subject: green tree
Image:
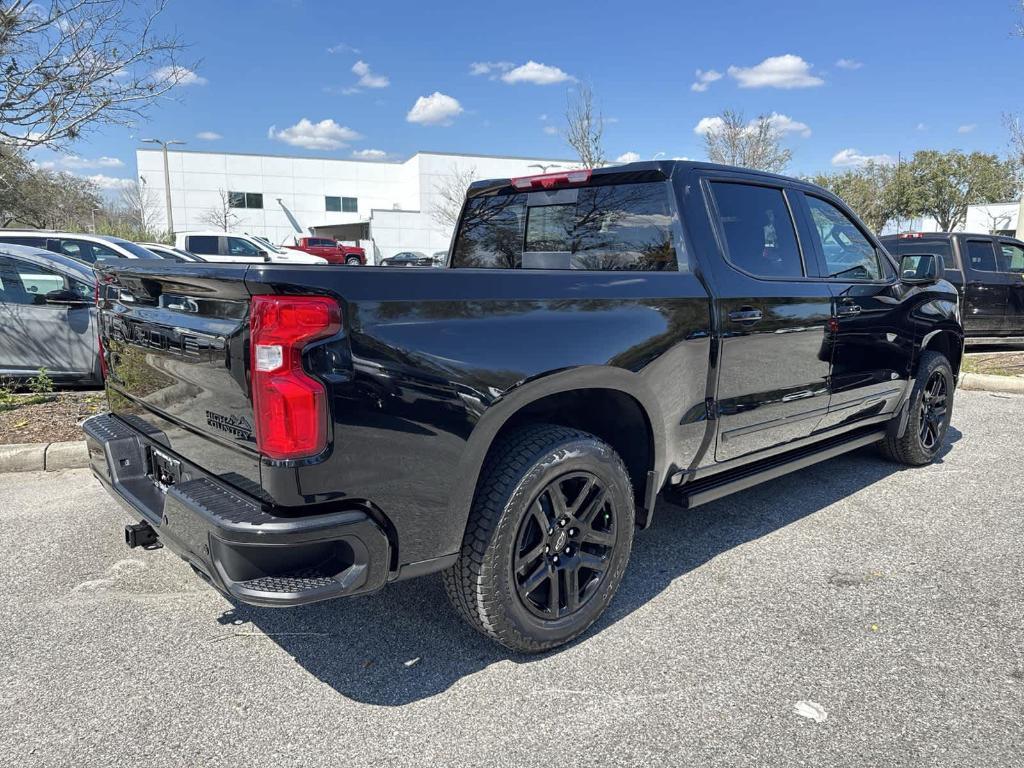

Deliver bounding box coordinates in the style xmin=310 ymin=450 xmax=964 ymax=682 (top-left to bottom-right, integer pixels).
xmin=0 ymin=145 xmax=100 ymax=228
xmin=809 ymin=162 xmax=908 ymax=233
xmin=903 ymin=150 xmax=1017 ymax=232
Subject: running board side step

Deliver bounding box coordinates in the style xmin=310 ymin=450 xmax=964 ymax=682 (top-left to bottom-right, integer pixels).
xmin=672 ymin=429 xmax=886 ymax=509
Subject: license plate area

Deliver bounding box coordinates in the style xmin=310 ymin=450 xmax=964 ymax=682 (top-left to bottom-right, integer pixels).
xmin=148 ymin=447 xmax=182 ymax=491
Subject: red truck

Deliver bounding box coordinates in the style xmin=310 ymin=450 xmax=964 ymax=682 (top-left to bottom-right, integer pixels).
xmin=286 ymin=237 xmax=366 ymax=265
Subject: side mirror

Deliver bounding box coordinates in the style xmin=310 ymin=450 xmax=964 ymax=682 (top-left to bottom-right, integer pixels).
xmin=45 ymin=288 xmax=91 ymax=306
xmin=900 ymin=253 xmax=942 ymax=285
xmin=257 ymin=249 xmax=270 ymax=262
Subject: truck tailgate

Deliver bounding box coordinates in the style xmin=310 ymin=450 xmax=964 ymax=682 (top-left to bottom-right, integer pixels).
xmin=98 ymin=263 xmax=262 ymax=494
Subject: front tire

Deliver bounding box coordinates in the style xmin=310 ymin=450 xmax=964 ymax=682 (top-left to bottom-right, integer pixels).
xmin=345 ymin=256 xmax=361 ymax=266
xmin=443 ymin=424 xmax=635 ymax=653
xmin=881 ymin=351 xmax=954 ymax=466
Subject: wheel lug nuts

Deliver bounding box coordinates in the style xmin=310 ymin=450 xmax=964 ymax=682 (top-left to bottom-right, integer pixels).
xmin=553 ymin=555 xmax=559 ymax=564
xmin=559 ymin=519 xmax=567 ymax=528
xmin=569 ymin=528 xmax=577 ymax=536
xmin=548 ymin=527 xmax=554 ymax=535
xmin=544 ymin=545 xmax=550 ymax=553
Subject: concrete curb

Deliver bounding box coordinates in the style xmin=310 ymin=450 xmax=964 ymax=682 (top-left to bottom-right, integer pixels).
xmin=0 ymin=441 xmax=89 ymax=474
xmin=959 ymin=372 xmax=1024 ymax=394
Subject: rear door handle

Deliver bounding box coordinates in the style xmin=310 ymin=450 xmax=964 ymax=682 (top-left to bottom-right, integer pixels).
xmin=836 ymin=303 xmax=862 ymax=316
xmin=727 ymin=308 xmax=763 ymax=324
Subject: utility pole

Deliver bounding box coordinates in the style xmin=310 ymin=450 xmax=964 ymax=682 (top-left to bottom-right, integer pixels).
xmin=141 ymin=138 xmax=185 ymax=234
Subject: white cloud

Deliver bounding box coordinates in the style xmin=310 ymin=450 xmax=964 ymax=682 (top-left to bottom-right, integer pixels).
xmin=543 ymin=125 xmax=559 ymax=135
xmin=267 ymin=118 xmax=361 ymax=150
xmin=153 ymin=65 xmax=206 ymax=86
xmin=763 ymin=112 xmax=812 ymax=138
xmin=690 ymin=69 xmax=722 ymax=92
xmin=835 ymin=58 xmax=863 ymax=70
xmin=61 ymin=155 xmax=124 ymax=169
xmin=500 ymin=61 xmax=575 ymax=85
xmin=694 ymin=116 xmax=726 ymax=136
xmin=727 ymin=54 xmax=824 ymax=89
xmin=351 ymin=148 xmax=390 ymax=161
xmin=614 ymin=151 xmax=642 ymax=164
xmin=470 ymin=61 xmax=514 ymax=77
xmin=196 ymin=131 xmax=222 ymax=141
xmin=406 ymin=92 xmax=464 ymax=126
xmin=694 ymin=113 xmax=811 ymax=139
xmin=957 ymin=123 xmax=977 ymax=134
xmin=916 ymin=123 xmax=928 ymax=131
xmin=352 ymin=60 xmax=389 ymax=88
xmin=831 ymin=148 xmax=896 ymax=167
xmin=84 ymin=174 xmax=133 ymax=190
xmin=326 ymin=42 xmax=359 ymax=54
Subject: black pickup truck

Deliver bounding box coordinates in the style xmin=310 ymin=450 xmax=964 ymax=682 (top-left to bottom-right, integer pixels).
xmin=84 ymin=161 xmax=963 ymax=652
xmin=881 ymin=232 xmax=1024 ymax=344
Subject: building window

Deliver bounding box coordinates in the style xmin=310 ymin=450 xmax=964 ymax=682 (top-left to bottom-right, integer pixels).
xmin=229 ymin=192 xmax=263 ymax=209
xmin=326 ymin=196 xmax=357 ymax=213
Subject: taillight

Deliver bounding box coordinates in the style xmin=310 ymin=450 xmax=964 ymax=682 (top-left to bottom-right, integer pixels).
xmin=249 ymin=295 xmax=341 ymax=460
xmin=511 ymin=169 xmax=592 ymax=190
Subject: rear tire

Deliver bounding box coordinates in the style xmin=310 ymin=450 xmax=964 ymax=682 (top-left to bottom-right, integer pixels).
xmin=443 ymin=424 xmax=635 ymax=653
xmin=881 ymin=351 xmax=954 ymax=466
xmin=345 ymin=256 xmax=361 ymax=266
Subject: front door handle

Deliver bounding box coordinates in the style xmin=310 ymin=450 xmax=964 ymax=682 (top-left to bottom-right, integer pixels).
xmin=728 ymin=307 xmax=763 ymax=324
xmin=836 ymin=303 xmax=862 ymax=316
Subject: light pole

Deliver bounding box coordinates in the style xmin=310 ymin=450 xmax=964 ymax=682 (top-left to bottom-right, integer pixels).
xmin=141 ymin=138 xmax=185 ymax=234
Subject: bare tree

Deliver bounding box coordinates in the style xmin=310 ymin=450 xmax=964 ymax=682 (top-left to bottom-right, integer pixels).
xmin=0 ymin=0 xmax=192 ymax=149
xmin=430 ymin=164 xmax=477 ymax=230
xmin=563 ymin=84 xmax=605 ymax=169
xmin=703 ymin=109 xmax=792 ymax=173
xmin=1005 ymin=112 xmax=1024 ymax=238
xmin=198 ymin=189 xmax=239 ymax=232
xmin=119 ymin=179 xmax=161 ymax=234
xmin=981 ymin=207 xmax=1013 ymax=234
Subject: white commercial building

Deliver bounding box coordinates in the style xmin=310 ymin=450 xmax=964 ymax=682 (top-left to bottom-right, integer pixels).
xmin=135 ymin=149 xmax=576 ymax=263
xmin=900 ymin=200 xmax=1021 ymax=237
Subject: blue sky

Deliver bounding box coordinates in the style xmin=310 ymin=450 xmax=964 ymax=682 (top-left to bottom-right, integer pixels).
xmin=33 ymin=0 xmax=1024 ymax=189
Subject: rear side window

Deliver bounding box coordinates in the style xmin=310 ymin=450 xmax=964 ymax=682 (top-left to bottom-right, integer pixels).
xmin=452 ymin=182 xmax=679 ymax=271
xmin=186 ymin=236 xmax=219 ymax=255
xmin=965 ymin=240 xmax=999 ymax=272
xmin=710 ymin=182 xmax=802 ymax=278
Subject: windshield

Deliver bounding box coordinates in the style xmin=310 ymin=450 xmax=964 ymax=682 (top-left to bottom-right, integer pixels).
xmin=251 ymin=235 xmax=287 ymax=254
xmin=97 ymin=236 xmax=160 ymax=259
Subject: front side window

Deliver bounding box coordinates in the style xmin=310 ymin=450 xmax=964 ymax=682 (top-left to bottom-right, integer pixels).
xmin=452 ymin=181 xmax=678 ymax=271
xmin=226 ymin=237 xmax=260 ymax=257
xmin=965 ymin=240 xmax=999 ymax=272
xmin=805 ymin=196 xmax=883 ymax=280
xmin=325 ymin=196 xmax=341 ymax=212
xmin=999 ymin=242 xmax=1024 ymax=273
xmin=0 ymin=256 xmax=65 ymax=305
xmin=710 ymin=182 xmax=803 ymax=278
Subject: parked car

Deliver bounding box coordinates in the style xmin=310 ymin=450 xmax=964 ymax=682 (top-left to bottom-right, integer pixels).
xmin=380 ymin=251 xmax=434 ymax=267
xmin=881 ymin=232 xmax=1024 ymax=344
xmin=0 ymin=230 xmax=160 ymax=264
xmin=174 ymin=232 xmax=326 ymax=264
xmin=85 ymin=161 xmax=962 ymax=652
xmin=139 ymin=243 xmax=203 ymax=263
xmin=285 ymin=236 xmax=366 ymax=265
xmin=0 ymin=243 xmax=100 ymax=385
xmin=432 ymin=251 xmax=449 ymax=267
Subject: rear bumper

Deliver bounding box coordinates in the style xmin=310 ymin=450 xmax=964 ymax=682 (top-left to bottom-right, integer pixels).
xmin=82 ymin=413 xmax=391 ymax=607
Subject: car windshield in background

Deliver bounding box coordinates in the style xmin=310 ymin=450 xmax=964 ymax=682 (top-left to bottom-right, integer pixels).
xmin=96 ymin=236 xmax=159 ymax=259
xmin=452 ymin=181 xmax=679 ymax=271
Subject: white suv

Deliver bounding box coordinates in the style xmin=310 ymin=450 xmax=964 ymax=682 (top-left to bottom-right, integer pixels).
xmin=0 ymin=231 xmax=161 ymax=264
xmin=175 ymin=232 xmax=326 ymax=264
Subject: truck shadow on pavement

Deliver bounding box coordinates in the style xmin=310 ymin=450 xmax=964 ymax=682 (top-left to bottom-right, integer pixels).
xmin=217 ymin=430 xmax=961 ymax=706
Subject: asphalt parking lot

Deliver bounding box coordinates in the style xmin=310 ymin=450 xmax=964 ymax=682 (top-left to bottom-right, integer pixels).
xmin=2 ymin=389 xmax=1022 ymax=767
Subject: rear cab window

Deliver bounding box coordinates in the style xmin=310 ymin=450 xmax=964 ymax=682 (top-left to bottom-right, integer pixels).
xmin=186 ymin=236 xmax=220 ymax=255
xmin=451 ymin=180 xmax=681 ymax=272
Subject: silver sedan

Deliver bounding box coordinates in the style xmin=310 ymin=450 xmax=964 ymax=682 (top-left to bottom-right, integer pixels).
xmin=0 ymin=243 xmax=100 ymax=386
